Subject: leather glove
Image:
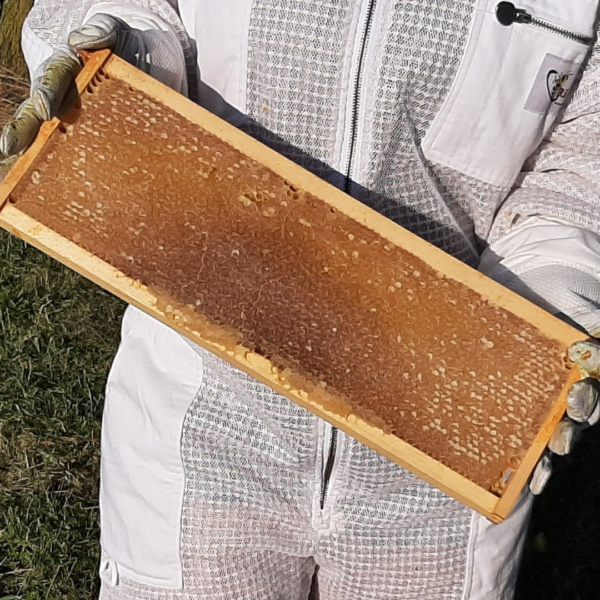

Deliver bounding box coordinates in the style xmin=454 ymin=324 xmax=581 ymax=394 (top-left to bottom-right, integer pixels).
xmin=0 ymin=44 xmax=80 ymax=160
xmin=480 ymin=216 xmax=600 ymax=494
xmin=1 ymin=11 xmax=187 ymax=179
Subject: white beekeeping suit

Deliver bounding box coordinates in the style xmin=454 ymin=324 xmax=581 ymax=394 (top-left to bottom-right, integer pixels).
xmin=12 ymin=1 xmax=600 ymax=598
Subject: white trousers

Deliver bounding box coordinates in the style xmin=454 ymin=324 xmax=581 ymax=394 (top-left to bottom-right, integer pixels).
xmin=98 ymin=307 xmax=532 ymax=599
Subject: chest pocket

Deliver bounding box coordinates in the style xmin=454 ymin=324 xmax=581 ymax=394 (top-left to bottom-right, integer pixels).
xmin=422 ymin=0 xmax=599 ymax=189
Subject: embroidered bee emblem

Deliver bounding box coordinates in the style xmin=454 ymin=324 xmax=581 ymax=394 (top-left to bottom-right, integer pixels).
xmin=546 ymin=70 xmax=571 ymax=103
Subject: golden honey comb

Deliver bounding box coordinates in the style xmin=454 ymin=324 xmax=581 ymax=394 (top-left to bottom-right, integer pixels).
xmin=0 ymin=51 xmax=586 ymax=522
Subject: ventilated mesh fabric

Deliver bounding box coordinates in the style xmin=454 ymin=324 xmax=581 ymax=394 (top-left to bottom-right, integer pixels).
xmin=427 ymin=165 xmax=507 ymax=251
xmin=101 ymin=551 xmax=316 ymax=600
xmin=243 ymin=0 xmax=360 ymax=179
xmin=25 ymin=0 xmax=200 ymax=101
xmin=245 ymin=0 xmax=484 ymax=264
xmin=356 ymin=0 xmax=481 ymax=264
xmin=99 ymin=349 xmax=473 ymax=600
xmin=502 ymin=264 xmax=600 ymax=332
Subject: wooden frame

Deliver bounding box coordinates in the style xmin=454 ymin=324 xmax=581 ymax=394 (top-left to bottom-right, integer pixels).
xmin=0 ymin=50 xmax=586 ymax=523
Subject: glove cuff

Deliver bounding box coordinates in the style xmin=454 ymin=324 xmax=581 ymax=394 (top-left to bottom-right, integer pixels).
xmin=479 ymin=216 xmax=600 ymax=336
xmin=80 ymin=3 xmax=188 ymax=96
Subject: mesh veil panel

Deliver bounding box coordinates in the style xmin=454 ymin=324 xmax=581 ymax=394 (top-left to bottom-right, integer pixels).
xmin=244 ymin=0 xmax=489 ymax=265
xmin=358 ymin=0 xmax=484 ymax=264
xmin=243 ymin=0 xmax=359 ymax=179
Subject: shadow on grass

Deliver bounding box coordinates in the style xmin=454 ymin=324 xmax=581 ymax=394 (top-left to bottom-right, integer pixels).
xmin=515 ymin=423 xmax=600 ymax=600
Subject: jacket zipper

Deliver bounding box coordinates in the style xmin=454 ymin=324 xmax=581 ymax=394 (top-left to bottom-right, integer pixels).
xmin=320 ymin=426 xmax=338 ymax=509
xmin=343 ymin=0 xmax=378 ymax=194
xmin=495 ymin=2 xmax=594 ymax=45
xmin=320 ymin=0 xmax=377 ymax=511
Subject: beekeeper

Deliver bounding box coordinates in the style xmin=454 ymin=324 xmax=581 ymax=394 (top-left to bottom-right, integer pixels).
xmin=2 ymin=1 xmax=600 ymax=598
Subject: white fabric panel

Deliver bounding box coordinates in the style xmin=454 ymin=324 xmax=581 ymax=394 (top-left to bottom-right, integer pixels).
xmin=479 ymin=216 xmax=600 ymax=335
xmin=100 ymin=307 xmax=203 ymax=589
xmin=178 ymin=0 xmax=252 ymax=115
xmin=481 ymin=216 xmax=600 ymax=277
xmin=463 ymin=491 xmax=534 ymax=600
xmin=422 ymin=0 xmax=593 ymax=188
xmin=21 ymin=21 xmax=55 ymax=78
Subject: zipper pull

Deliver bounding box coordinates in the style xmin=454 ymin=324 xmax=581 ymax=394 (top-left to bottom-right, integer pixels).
xmin=496 ymin=2 xmax=532 ymax=26
xmin=495 ymin=1 xmax=593 ymax=45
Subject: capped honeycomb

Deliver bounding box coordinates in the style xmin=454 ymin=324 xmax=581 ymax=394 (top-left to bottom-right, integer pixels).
xmin=8 ymin=68 xmax=571 ymax=494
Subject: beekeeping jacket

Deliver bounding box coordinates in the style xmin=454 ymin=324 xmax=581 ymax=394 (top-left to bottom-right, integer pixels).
xmin=21 ymin=1 xmax=600 ymax=599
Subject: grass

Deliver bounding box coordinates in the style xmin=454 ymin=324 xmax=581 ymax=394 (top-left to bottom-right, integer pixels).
xmin=0 ymin=65 xmax=28 ymax=125
xmin=0 ymin=230 xmax=124 ymax=598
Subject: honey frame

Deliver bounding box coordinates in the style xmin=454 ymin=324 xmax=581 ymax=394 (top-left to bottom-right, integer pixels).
xmin=0 ymin=50 xmax=586 ymax=522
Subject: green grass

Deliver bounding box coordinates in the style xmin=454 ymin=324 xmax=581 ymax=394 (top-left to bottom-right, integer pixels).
xmin=0 ymin=230 xmax=124 ymax=598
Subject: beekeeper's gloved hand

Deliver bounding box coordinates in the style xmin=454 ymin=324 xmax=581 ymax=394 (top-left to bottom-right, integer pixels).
xmin=0 ymin=9 xmax=187 ymax=180
xmin=480 ymin=216 xmax=600 ymax=495
xmin=0 ymin=44 xmax=80 ymax=163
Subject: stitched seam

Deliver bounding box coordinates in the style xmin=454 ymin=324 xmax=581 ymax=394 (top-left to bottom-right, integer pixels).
xmin=461 ymin=511 xmax=480 ymax=600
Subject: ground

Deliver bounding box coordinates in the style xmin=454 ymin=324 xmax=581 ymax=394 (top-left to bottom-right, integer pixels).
xmin=0 ymin=0 xmax=33 ymax=77
xmin=0 ymin=2 xmax=600 ymax=599
xmin=0 ymin=232 xmax=123 ymax=599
